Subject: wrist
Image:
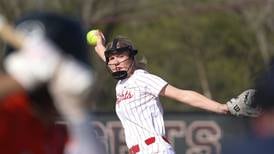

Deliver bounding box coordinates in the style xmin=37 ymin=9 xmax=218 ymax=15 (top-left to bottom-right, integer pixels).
xmin=95 ymin=44 xmax=105 ymax=52
xmin=218 ymin=104 xmax=229 ymax=114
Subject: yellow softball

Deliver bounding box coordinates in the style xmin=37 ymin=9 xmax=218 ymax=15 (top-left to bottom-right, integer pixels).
xmin=86 ymin=29 xmax=98 ymax=46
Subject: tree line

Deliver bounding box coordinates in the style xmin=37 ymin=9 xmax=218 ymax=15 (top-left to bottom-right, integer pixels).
xmin=0 ymin=0 xmax=273 ymax=112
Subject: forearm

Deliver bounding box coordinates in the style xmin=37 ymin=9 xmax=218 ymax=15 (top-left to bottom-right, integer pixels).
xmin=177 ymin=90 xmax=228 ymax=114
xmin=162 ymin=85 xmax=228 ymax=114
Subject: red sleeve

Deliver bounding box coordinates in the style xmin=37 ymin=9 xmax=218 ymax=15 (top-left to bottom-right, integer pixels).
xmin=0 ymin=91 xmax=68 ymax=154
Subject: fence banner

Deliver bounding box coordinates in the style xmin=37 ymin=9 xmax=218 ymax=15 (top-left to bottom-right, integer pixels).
xmin=59 ymin=112 xmax=251 ymax=154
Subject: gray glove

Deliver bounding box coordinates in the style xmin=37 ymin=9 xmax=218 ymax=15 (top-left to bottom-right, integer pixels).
xmin=226 ymin=89 xmax=261 ymax=117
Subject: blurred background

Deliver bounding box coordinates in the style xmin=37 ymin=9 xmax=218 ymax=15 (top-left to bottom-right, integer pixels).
xmin=1 ymin=0 xmax=273 ymax=154
xmin=0 ymin=0 xmax=273 ymax=112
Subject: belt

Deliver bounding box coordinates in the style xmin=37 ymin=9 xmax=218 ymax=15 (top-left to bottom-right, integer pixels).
xmin=129 ymin=136 xmax=170 ymax=154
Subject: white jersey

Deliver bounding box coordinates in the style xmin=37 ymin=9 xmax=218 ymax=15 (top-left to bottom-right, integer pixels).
xmin=115 ymin=69 xmax=168 ymax=148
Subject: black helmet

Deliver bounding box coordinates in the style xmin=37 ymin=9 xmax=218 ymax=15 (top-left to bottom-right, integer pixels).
xmin=104 ymin=37 xmax=137 ymax=80
xmin=104 ymin=36 xmax=137 ymax=63
xmin=4 ymin=11 xmax=90 ymax=66
xmin=3 ymin=12 xmax=92 ymax=110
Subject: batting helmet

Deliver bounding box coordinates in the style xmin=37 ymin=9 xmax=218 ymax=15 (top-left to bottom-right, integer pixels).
xmin=2 ymin=12 xmax=92 ymax=108
xmin=4 ymin=11 xmax=90 ymax=66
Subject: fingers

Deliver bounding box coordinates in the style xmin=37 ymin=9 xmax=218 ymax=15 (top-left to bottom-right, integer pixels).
xmin=99 ymin=31 xmax=105 ymax=44
xmin=94 ymin=30 xmax=105 ymax=46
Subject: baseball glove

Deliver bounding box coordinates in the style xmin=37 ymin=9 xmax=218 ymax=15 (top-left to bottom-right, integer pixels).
xmin=226 ymin=89 xmax=261 ymax=117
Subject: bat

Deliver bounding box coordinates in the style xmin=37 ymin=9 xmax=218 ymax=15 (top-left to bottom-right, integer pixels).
xmin=0 ymin=15 xmax=24 ymax=49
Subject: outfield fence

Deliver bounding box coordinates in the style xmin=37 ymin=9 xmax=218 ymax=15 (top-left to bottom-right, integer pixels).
xmin=58 ymin=112 xmax=250 ymax=154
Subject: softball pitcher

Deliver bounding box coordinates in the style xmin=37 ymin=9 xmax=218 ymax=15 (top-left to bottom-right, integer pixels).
xmin=92 ymin=31 xmax=260 ymax=154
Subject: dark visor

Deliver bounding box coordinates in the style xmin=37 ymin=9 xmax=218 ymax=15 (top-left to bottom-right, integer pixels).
xmin=104 ymin=46 xmax=131 ymax=58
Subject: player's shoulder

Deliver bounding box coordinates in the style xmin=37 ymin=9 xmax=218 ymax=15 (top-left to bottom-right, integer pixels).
xmin=133 ymin=69 xmax=155 ymax=78
xmin=133 ymin=69 xmax=166 ymax=83
xmin=134 ymin=69 xmax=149 ymax=74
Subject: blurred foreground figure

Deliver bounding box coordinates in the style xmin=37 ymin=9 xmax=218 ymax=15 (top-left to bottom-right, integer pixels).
xmin=0 ymin=12 xmax=104 ymax=154
xmin=222 ymin=60 xmax=274 ymax=154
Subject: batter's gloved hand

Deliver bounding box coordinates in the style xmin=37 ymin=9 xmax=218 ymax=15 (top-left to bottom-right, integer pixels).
xmin=3 ymin=36 xmax=63 ymax=90
xmin=4 ymin=35 xmax=94 ymax=95
xmin=226 ymin=89 xmax=261 ymax=117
